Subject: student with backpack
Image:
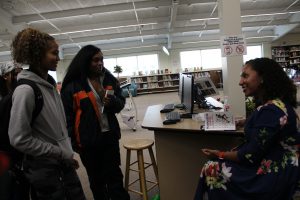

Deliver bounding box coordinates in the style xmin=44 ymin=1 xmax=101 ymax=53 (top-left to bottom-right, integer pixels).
xmin=0 ymin=61 xmax=29 ymax=200
xmin=8 ymin=28 xmax=86 ymax=200
xmin=0 ymin=61 xmax=22 ymax=101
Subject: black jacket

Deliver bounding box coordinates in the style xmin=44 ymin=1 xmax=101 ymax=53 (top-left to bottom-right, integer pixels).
xmin=61 ymin=69 xmax=125 ymax=151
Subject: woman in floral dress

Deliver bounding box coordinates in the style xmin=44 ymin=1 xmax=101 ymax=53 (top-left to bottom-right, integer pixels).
xmin=194 ymin=57 xmax=300 ymax=200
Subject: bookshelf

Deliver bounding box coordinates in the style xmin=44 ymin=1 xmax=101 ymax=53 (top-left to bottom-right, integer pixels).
xmin=271 ymin=46 xmax=290 ymax=68
xmin=272 ymin=45 xmax=300 ymax=69
xmin=289 ymin=46 xmax=300 ymax=68
xmin=130 ymin=70 xmax=222 ymax=95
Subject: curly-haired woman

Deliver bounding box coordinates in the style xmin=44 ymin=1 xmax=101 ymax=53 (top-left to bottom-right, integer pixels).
xmin=194 ymin=58 xmax=300 ymax=200
xmin=8 ymin=28 xmax=86 ymax=200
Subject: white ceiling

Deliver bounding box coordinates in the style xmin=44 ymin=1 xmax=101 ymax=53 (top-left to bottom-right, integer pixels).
xmin=0 ymin=0 xmax=299 ymax=60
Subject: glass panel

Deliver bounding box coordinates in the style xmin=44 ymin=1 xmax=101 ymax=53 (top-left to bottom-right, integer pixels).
xmin=104 ymin=58 xmax=117 ymax=76
xmin=201 ymin=49 xmax=222 ymax=69
xmin=180 ymin=50 xmax=201 ymax=70
xmin=243 ymin=45 xmax=262 ymax=63
xmin=137 ymin=54 xmax=159 ymax=75
xmin=48 ymin=71 xmax=57 ymax=82
xmin=117 ymin=56 xmax=138 ymax=76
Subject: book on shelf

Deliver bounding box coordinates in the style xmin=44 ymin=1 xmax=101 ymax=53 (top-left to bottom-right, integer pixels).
xmin=204 ymin=112 xmax=236 ymax=131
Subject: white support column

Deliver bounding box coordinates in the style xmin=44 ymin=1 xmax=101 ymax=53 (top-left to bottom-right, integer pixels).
xmin=218 ymin=0 xmax=245 ymax=117
xmin=262 ymin=42 xmax=272 ymax=58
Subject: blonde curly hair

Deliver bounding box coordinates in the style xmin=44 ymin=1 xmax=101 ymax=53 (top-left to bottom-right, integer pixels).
xmin=11 ymin=28 xmax=55 ymax=68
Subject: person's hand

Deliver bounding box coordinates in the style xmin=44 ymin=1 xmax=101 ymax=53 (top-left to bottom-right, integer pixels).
xmin=103 ymin=95 xmax=110 ymax=106
xmin=202 ymin=149 xmax=220 ymax=159
xmin=72 ymin=158 xmax=80 ymax=169
xmin=62 ymin=158 xmax=80 ymax=169
xmin=103 ymin=95 xmax=112 ymax=106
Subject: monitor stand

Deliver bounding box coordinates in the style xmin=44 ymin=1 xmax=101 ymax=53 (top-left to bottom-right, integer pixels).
xmin=175 ymin=103 xmax=186 ymax=110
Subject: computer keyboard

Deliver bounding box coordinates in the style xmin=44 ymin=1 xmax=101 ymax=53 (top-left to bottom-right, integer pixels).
xmin=160 ymin=103 xmax=175 ymax=113
xmin=165 ymin=111 xmax=181 ymax=122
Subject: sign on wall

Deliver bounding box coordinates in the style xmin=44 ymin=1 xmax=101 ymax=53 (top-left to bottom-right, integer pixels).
xmin=220 ymin=35 xmax=247 ymax=57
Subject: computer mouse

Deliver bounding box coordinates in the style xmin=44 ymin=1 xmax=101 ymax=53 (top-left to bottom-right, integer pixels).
xmin=163 ymin=120 xmax=177 ymax=125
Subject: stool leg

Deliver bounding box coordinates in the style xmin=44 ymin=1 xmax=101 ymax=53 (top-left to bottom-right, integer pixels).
xmin=124 ymin=149 xmax=131 ymax=190
xmin=148 ymin=146 xmax=159 ymax=182
xmin=137 ymin=150 xmax=148 ymax=200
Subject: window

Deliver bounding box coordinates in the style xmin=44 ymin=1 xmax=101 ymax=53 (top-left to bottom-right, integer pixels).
xmin=180 ymin=50 xmax=201 ymax=70
xmin=104 ymin=54 xmax=158 ymax=76
xmin=48 ymin=71 xmax=57 ymax=82
xmin=243 ymin=45 xmax=262 ymax=63
xmin=137 ymin=54 xmax=158 ymax=74
xmin=116 ymin=56 xmax=138 ymax=77
xmin=180 ymin=45 xmax=262 ymax=70
xmin=201 ymin=49 xmax=221 ymax=69
xmin=104 ymin=58 xmax=117 ymax=76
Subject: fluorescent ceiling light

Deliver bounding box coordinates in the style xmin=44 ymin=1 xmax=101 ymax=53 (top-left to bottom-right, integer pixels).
xmin=191 ymin=17 xmax=218 ymax=22
xmin=50 ymin=22 xmax=158 ymax=36
xmin=162 ymin=46 xmax=169 ymax=55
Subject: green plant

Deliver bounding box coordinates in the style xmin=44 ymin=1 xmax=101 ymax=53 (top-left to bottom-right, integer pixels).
xmin=113 ymin=65 xmax=123 ymax=78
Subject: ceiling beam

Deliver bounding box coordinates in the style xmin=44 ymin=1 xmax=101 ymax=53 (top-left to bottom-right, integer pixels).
xmin=168 ymin=0 xmax=179 ymax=49
xmin=273 ymin=24 xmax=299 ymax=41
xmin=0 ymin=7 xmax=25 ymax=35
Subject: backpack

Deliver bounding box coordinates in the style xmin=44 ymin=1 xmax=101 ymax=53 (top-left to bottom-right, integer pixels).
xmin=0 ymin=78 xmax=43 ymax=165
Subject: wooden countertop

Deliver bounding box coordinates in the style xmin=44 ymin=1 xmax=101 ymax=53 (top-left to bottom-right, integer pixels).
xmin=141 ymin=104 xmax=244 ymax=135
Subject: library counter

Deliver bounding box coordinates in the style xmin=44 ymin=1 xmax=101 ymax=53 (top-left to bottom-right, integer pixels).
xmin=141 ymin=103 xmax=244 ymax=200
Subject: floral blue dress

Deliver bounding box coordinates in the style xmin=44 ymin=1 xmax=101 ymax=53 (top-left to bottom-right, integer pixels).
xmin=194 ymin=99 xmax=300 ymax=200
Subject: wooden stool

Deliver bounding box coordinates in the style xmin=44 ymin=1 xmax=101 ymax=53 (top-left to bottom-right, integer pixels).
xmin=123 ymin=139 xmax=159 ymax=200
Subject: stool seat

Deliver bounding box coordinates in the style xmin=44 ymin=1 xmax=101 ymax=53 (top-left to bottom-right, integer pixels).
xmin=123 ymin=139 xmax=154 ymax=150
xmin=123 ymin=139 xmax=159 ymax=200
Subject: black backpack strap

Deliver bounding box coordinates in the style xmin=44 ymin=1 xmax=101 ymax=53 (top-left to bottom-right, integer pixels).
xmin=17 ymin=79 xmax=44 ymax=124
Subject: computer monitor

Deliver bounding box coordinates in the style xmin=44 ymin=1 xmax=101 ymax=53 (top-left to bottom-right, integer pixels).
xmin=178 ymin=73 xmax=184 ymax=103
xmin=182 ymin=73 xmax=194 ymax=115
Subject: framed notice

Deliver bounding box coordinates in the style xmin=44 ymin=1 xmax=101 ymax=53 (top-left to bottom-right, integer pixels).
xmin=220 ymin=35 xmax=247 ymax=57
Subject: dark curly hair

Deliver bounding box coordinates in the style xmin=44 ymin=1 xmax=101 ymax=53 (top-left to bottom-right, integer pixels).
xmin=245 ymin=58 xmax=297 ymax=108
xmin=11 ymin=28 xmax=55 ymax=69
xmin=61 ymin=45 xmax=101 ymax=91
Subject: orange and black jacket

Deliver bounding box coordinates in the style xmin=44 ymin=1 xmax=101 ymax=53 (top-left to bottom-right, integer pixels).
xmin=61 ymin=69 xmax=125 ymax=151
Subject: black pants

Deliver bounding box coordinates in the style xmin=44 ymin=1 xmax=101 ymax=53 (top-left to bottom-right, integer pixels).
xmin=23 ymin=157 xmax=86 ymax=200
xmin=0 ymin=167 xmax=38 ymax=200
xmin=80 ymin=133 xmax=130 ymax=200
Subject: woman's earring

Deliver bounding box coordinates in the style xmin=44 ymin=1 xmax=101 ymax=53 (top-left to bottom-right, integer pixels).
xmin=261 ymin=79 xmax=263 ymax=84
